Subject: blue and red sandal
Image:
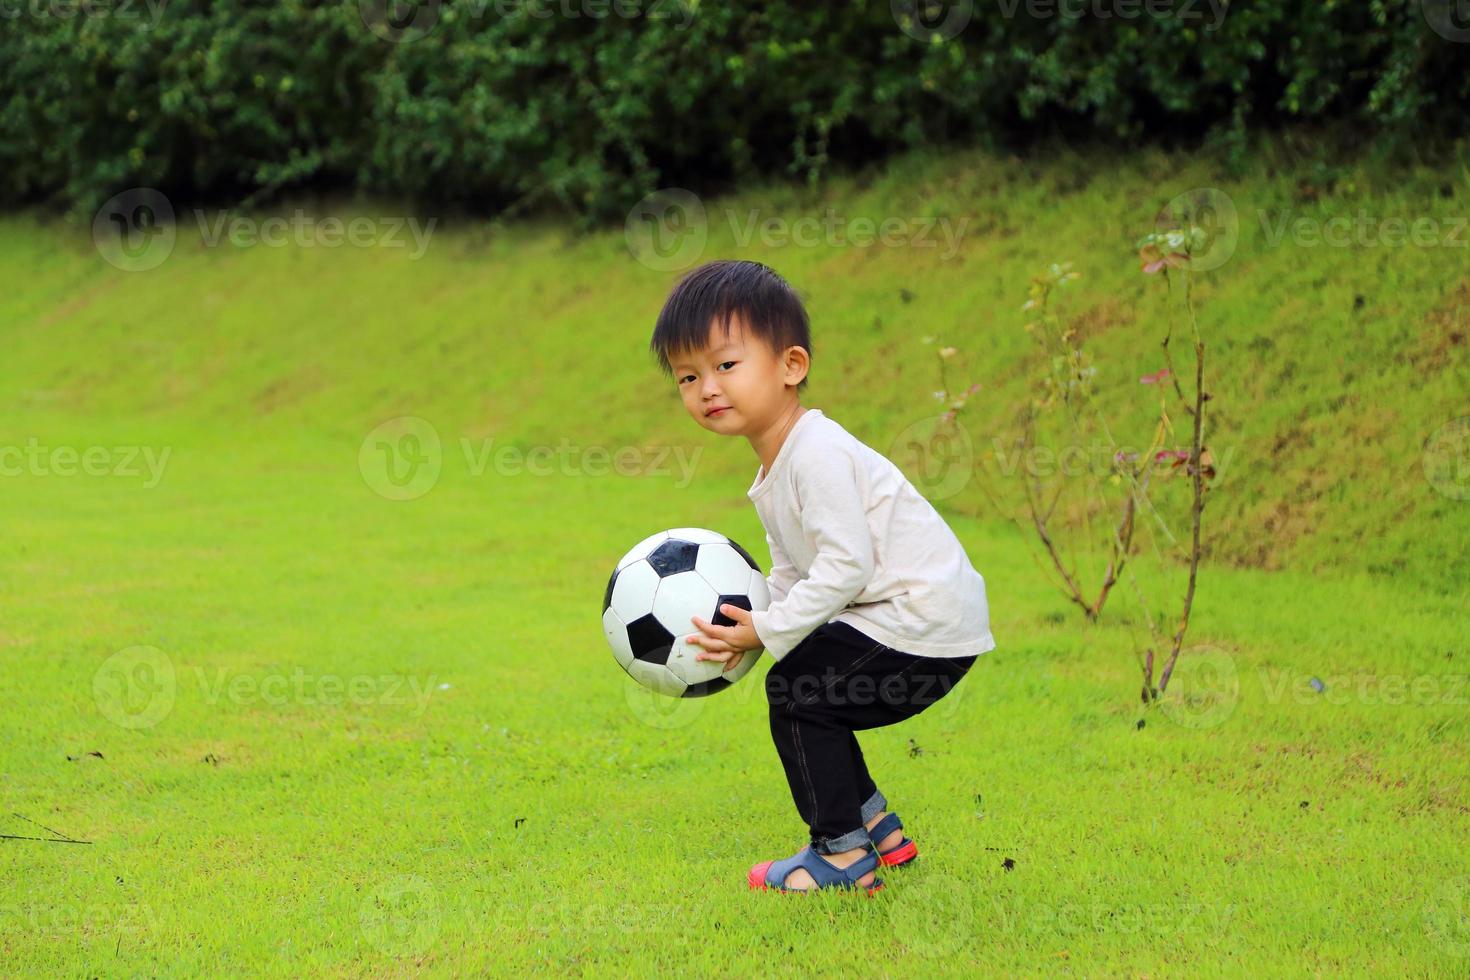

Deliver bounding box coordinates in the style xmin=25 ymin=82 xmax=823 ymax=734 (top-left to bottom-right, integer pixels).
xmin=747 ymin=844 xmax=885 ymax=896
xmin=868 ymin=812 xmax=918 ymax=868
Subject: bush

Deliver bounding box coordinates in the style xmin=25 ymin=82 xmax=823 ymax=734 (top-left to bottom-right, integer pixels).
xmin=0 ymin=0 xmax=1463 ymax=224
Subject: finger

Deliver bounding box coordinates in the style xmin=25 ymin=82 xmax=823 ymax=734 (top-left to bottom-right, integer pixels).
xmin=690 ymin=616 xmax=728 ymax=639
xmin=687 ymin=634 xmax=731 ymax=654
xmin=723 ymin=652 xmax=745 ymax=673
xmin=696 ymin=648 xmax=735 ymax=663
xmin=713 ymin=603 xmax=750 ymax=624
xmin=718 ymin=603 xmax=751 ymax=622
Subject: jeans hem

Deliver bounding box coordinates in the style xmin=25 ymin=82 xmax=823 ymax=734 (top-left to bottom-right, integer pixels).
xmin=813 ymin=826 xmax=874 ymax=855
xmin=859 ymin=789 xmax=887 ymax=823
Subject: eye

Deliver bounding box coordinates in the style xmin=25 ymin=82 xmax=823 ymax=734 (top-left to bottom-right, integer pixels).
xmin=718 ymin=361 xmax=736 ymax=371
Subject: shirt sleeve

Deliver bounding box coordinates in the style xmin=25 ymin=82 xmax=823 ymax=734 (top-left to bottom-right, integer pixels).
xmin=749 ymin=446 xmax=875 ymax=659
xmin=764 ymin=532 xmax=800 ymax=605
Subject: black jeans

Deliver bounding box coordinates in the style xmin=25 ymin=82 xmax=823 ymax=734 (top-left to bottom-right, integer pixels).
xmin=764 ymin=620 xmax=977 ymax=855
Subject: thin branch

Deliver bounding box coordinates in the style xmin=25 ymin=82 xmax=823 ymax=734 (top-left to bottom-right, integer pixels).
xmin=4 ymin=813 xmax=91 ymax=845
xmin=1021 ymin=416 xmax=1094 ymax=618
xmin=0 ymin=834 xmax=91 ymax=844
xmin=1159 ymin=272 xmax=1197 ymax=419
xmin=1090 ymin=486 xmax=1137 ymax=617
xmin=1157 ymin=275 xmax=1207 ymax=693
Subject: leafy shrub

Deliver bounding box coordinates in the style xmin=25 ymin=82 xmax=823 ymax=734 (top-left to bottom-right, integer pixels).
xmin=0 ymin=0 xmax=1463 ymax=223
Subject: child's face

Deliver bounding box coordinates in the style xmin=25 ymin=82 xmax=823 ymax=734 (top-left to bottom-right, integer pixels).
xmin=671 ymin=315 xmax=804 ymax=435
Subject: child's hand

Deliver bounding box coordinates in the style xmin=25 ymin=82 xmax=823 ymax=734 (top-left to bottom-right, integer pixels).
xmin=688 ymin=603 xmax=763 ymax=672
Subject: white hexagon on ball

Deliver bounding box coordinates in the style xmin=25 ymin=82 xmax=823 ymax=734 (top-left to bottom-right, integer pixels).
xmin=651 ymin=570 xmax=719 ymax=641
xmin=602 ymin=607 xmax=634 ymax=671
xmin=745 ymin=568 xmax=771 ymax=608
xmin=695 ymin=543 xmax=755 ymax=595
xmin=609 ymin=560 xmax=660 ymax=624
xmin=627 ymin=657 xmax=686 ymax=697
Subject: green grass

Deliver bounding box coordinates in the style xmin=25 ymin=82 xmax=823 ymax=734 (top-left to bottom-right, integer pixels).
xmin=1 ymin=138 xmax=1468 ymax=975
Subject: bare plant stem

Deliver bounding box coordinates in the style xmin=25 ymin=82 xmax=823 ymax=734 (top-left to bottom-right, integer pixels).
xmin=1021 ymin=412 xmax=1095 ymax=619
xmin=1155 ymin=269 xmax=1206 ymax=694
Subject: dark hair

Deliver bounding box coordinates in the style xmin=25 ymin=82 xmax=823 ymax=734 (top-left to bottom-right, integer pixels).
xmin=649 ymin=260 xmax=812 ymax=392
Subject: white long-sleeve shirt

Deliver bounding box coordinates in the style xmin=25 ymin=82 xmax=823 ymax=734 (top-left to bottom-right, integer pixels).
xmin=746 ymin=408 xmax=996 ymax=661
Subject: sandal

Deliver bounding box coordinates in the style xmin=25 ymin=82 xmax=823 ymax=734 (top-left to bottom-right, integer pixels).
xmin=747 ymin=844 xmax=884 ymax=895
xmin=868 ymin=812 xmax=918 ymax=868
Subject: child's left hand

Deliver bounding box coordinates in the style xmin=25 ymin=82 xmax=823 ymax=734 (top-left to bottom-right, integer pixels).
xmin=688 ymin=603 xmax=763 ymax=671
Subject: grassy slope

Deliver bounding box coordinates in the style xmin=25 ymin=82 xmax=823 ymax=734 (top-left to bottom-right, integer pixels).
xmin=3 ymin=139 xmax=1466 ymax=584
xmin=1 ymin=139 xmax=1467 ymax=975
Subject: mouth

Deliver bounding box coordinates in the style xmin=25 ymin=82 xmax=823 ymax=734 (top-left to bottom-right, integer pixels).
xmin=705 ymin=406 xmax=732 ymax=418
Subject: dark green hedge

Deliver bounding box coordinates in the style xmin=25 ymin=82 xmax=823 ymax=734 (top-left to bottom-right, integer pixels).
xmin=1 ymin=0 xmax=1464 ymax=223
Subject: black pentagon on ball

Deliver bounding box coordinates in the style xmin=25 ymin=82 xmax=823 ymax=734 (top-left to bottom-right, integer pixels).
xmin=712 ymin=594 xmax=752 ymax=627
xmin=683 ymin=675 xmax=733 ymax=698
xmin=627 ymin=613 xmax=674 ymax=665
xmin=725 ymin=538 xmax=760 ymax=572
xmin=646 ymin=538 xmax=700 ymax=577
xmin=602 ymin=569 xmax=617 ymax=613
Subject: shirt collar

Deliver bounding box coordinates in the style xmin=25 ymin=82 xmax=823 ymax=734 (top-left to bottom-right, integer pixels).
xmin=747 ymin=408 xmax=824 ymax=499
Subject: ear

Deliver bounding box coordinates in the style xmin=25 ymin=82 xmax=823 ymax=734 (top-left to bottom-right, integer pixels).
xmin=783 ymin=345 xmax=811 ymax=387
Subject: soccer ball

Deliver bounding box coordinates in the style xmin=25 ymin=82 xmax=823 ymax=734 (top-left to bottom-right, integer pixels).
xmin=602 ymin=527 xmax=770 ymax=697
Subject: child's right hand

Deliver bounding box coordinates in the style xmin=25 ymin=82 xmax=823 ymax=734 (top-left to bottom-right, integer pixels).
xmin=697 ymin=648 xmax=744 ymax=673
xmin=693 ymin=644 xmax=767 ymax=674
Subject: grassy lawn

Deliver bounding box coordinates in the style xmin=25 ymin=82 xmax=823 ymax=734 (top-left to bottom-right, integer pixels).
xmin=2 ymin=140 xmax=1468 ymax=975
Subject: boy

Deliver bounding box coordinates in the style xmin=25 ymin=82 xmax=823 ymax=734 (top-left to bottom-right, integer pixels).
xmin=649 ymin=259 xmax=996 ymax=895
